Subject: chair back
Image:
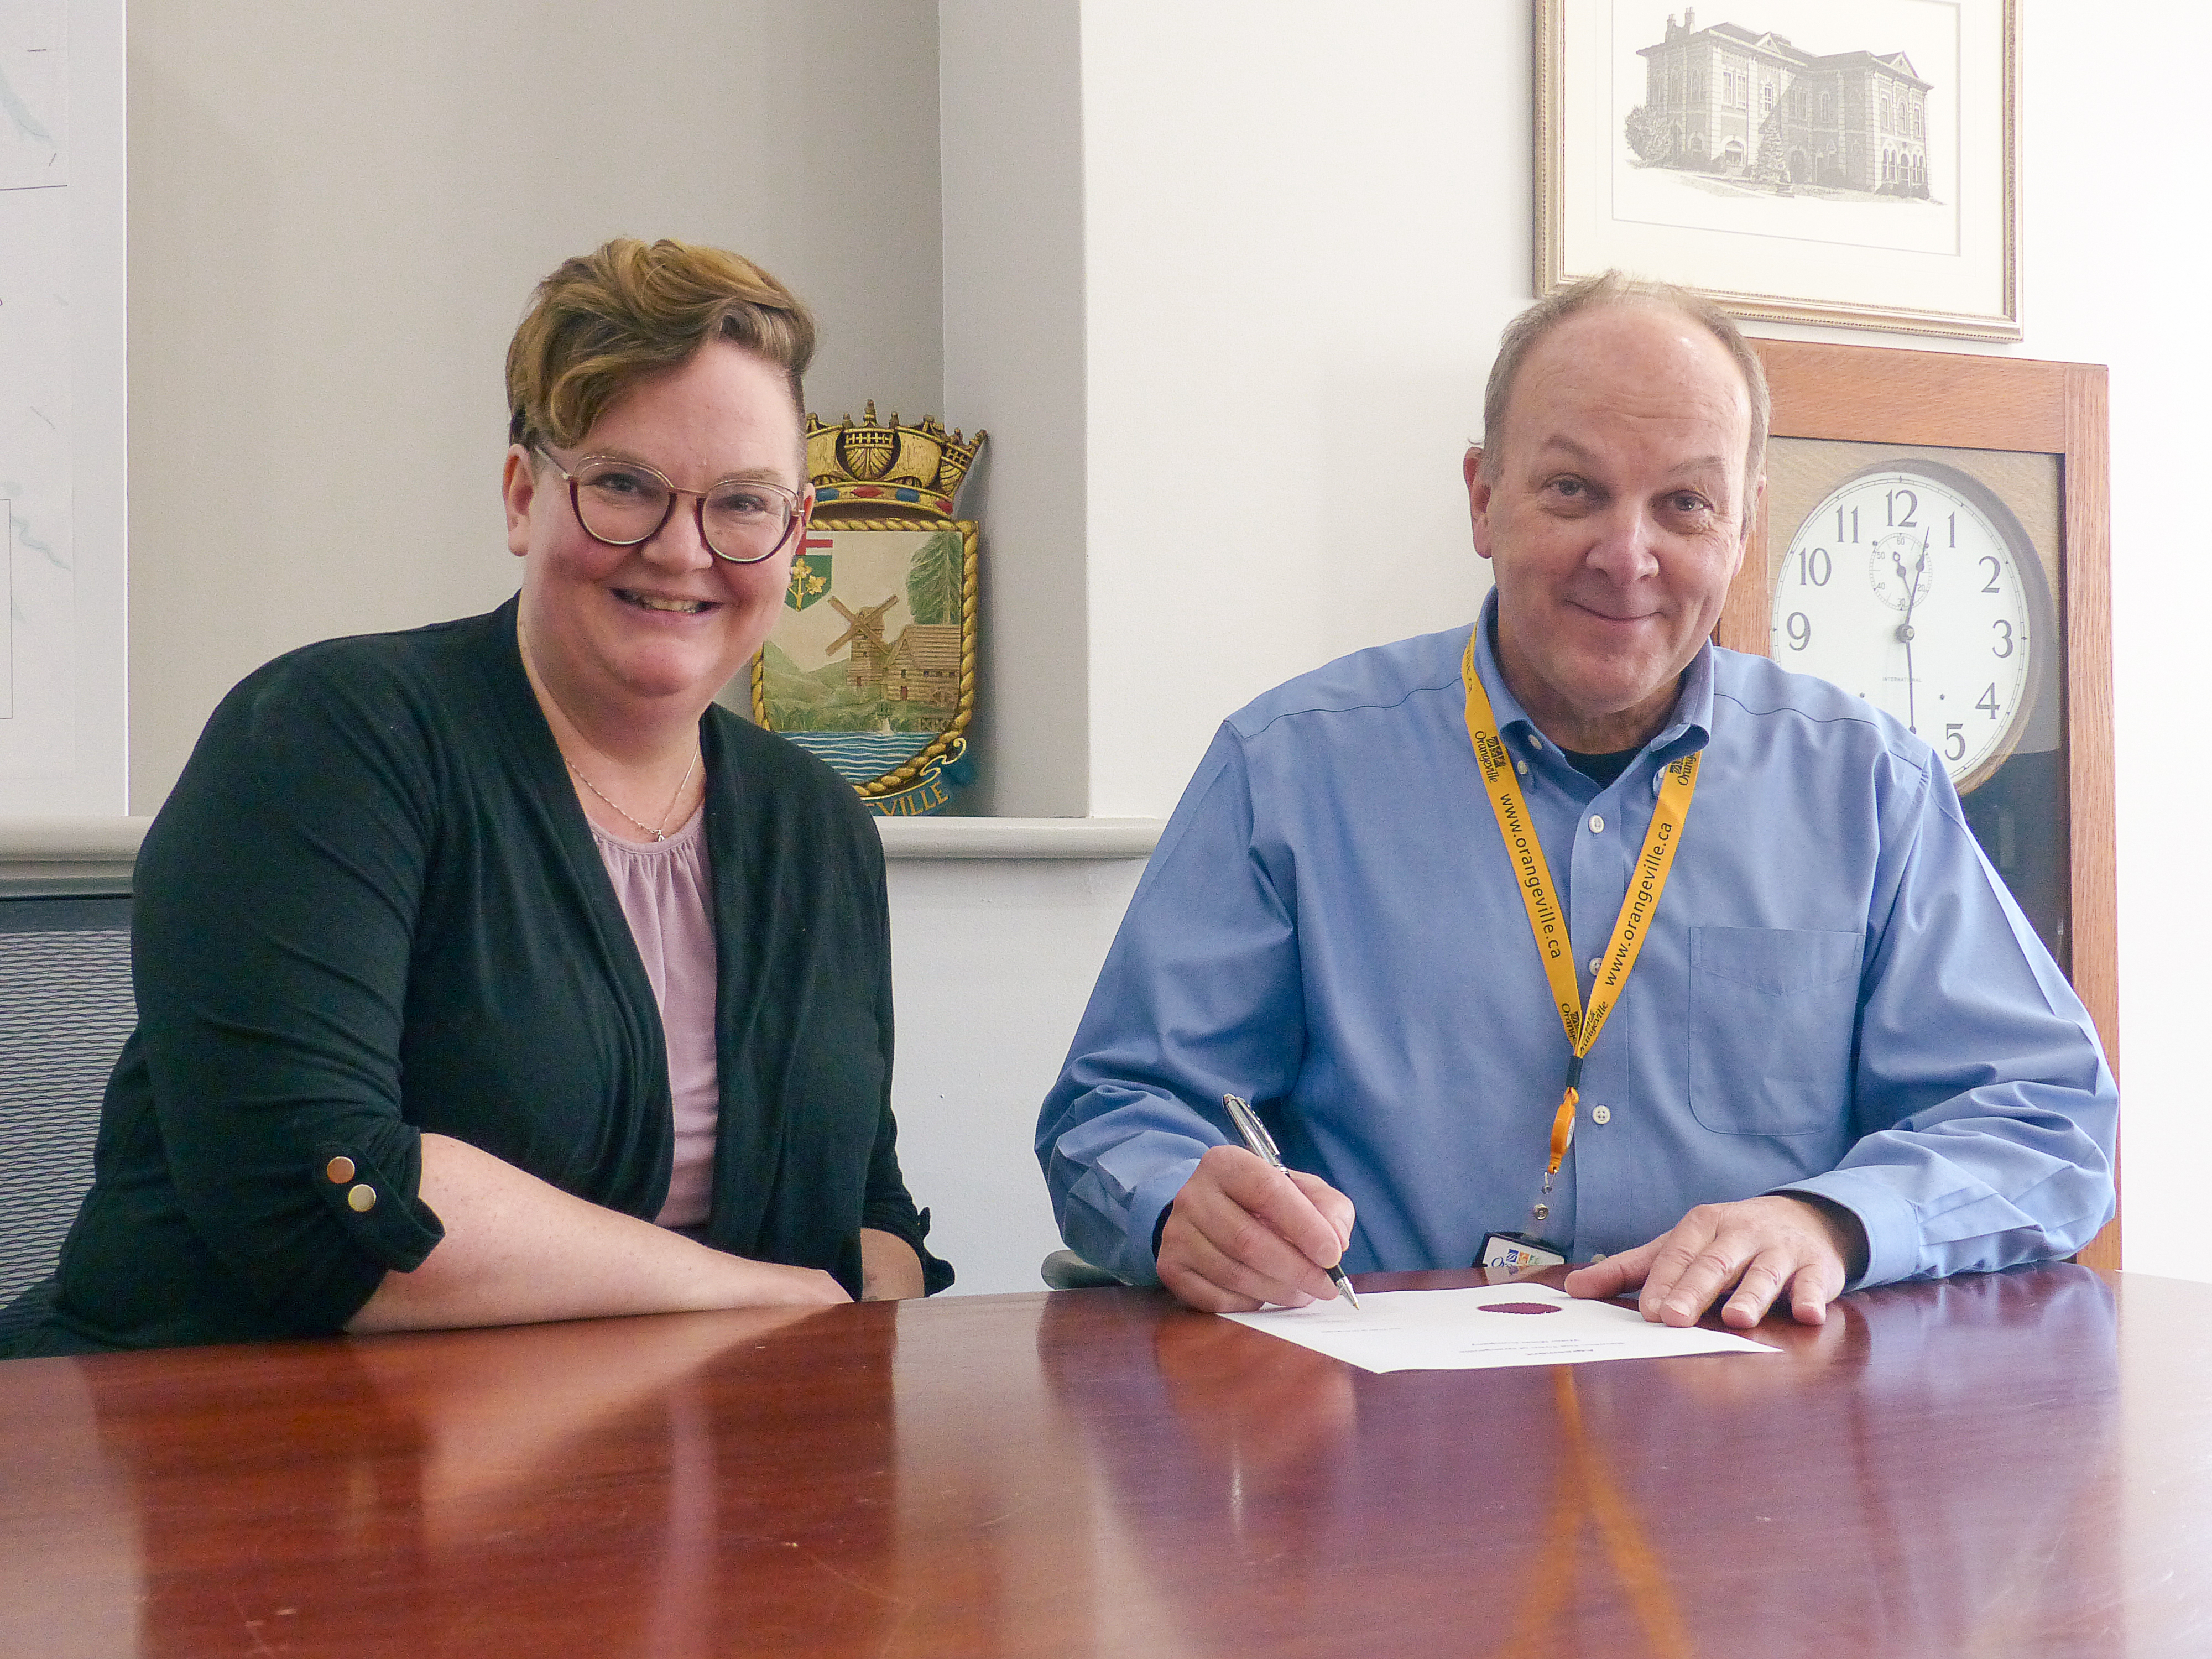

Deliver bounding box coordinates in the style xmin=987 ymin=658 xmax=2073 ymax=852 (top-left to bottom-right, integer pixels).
xmin=0 ymin=889 xmax=134 ymax=1316
xmin=1041 ymin=1248 xmax=1125 ymax=1290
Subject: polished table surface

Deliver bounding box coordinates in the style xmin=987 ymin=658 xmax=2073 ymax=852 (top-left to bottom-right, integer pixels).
xmin=3 ymin=1265 xmax=2209 ymax=1657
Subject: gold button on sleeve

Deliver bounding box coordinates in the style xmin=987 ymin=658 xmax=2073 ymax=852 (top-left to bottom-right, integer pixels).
xmin=346 ymin=1183 xmax=377 ymax=1213
xmin=325 ymin=1156 xmax=356 ymax=1185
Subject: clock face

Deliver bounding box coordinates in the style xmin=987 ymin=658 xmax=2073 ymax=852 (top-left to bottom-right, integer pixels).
xmin=1769 ymin=462 xmax=2044 ymax=794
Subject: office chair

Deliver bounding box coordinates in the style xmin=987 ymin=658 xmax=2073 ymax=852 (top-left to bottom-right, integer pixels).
xmin=1041 ymin=1248 xmax=1124 ymax=1290
xmin=0 ymin=886 xmax=135 ymax=1347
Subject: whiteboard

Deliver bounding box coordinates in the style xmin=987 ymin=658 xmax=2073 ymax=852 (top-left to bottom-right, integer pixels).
xmin=0 ymin=0 xmax=124 ymax=813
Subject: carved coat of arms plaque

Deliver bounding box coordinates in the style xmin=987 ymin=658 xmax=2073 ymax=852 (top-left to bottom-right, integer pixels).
xmin=739 ymin=404 xmax=984 ymax=817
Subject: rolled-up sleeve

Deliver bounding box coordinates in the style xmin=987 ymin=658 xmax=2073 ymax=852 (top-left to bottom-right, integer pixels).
xmin=133 ymin=658 xmax=445 ymax=1331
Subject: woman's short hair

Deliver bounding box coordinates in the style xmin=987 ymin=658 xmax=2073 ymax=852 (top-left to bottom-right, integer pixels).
xmin=505 ymin=238 xmax=817 ymax=452
xmin=1479 ymin=270 xmax=1769 ymax=518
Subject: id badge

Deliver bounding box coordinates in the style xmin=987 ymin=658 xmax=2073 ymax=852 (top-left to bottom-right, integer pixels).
xmin=1478 ymin=1232 xmax=1567 ymax=1275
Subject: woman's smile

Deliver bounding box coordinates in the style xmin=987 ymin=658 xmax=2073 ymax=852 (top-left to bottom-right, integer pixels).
xmin=614 ymin=588 xmax=717 ymax=616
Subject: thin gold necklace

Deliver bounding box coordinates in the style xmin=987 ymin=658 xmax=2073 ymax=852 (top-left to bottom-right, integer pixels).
xmin=566 ymin=750 xmax=699 ymax=842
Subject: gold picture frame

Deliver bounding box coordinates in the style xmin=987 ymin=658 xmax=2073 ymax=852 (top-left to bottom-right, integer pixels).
xmin=1536 ymin=0 xmax=2020 ymax=340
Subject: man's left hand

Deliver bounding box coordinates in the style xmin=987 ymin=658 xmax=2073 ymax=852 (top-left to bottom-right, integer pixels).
xmin=1561 ymin=1196 xmax=1866 ymax=1329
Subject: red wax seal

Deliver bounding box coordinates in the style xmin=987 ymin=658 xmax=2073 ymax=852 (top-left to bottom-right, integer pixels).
xmin=1478 ymin=1302 xmax=1562 ymax=1315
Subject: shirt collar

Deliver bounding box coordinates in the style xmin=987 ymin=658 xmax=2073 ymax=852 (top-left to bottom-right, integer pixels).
xmin=1470 ymin=589 xmax=1714 ymax=760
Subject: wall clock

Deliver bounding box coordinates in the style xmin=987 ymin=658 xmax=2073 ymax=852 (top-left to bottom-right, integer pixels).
xmin=1716 ymin=341 xmax=2117 ymax=1271
xmin=1772 ymin=459 xmax=2051 ymax=796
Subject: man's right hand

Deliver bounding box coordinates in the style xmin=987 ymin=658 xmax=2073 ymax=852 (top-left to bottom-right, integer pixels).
xmin=1155 ymin=1144 xmax=1355 ymax=1312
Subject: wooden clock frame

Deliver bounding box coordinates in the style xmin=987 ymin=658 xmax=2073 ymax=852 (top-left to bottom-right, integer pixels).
xmin=1716 ymin=341 xmax=2119 ymax=1272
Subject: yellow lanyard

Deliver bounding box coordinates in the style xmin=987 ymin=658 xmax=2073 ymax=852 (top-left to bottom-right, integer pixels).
xmin=1461 ymin=637 xmax=1699 ymax=1194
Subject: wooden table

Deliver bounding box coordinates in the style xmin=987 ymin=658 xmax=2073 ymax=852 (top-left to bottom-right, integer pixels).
xmin=3 ymin=1265 xmax=2208 ymax=1657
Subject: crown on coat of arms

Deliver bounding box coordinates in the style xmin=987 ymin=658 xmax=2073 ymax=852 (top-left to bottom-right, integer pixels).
xmin=806 ymin=402 xmax=985 ymax=520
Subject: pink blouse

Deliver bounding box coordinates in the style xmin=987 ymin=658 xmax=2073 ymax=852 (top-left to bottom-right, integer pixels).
xmin=588 ymin=805 xmax=719 ymax=1229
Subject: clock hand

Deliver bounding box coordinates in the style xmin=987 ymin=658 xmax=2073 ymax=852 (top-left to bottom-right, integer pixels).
xmin=1895 ymin=530 xmax=1932 ymax=734
xmin=1901 ymin=623 xmax=1918 ymax=733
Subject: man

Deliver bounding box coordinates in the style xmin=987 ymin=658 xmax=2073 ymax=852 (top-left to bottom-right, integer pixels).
xmin=1036 ymin=273 xmax=2116 ymax=1329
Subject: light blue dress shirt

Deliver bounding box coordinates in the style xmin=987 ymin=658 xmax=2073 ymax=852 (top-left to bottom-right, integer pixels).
xmin=1037 ymin=598 xmax=2117 ymax=1290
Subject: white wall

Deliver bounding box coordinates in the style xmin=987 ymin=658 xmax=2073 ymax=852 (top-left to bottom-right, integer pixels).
xmin=886 ymin=858 xmax=1143 ymax=1291
xmin=1079 ymin=0 xmax=1515 ymax=815
xmin=2006 ymin=5 xmax=2212 ymax=1282
xmin=0 ymin=0 xmax=128 ymax=815
xmin=940 ymin=0 xmax=1091 ymax=817
xmin=127 ymin=0 xmax=944 ymax=809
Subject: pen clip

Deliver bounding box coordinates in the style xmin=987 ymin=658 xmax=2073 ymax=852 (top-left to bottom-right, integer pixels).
xmin=1222 ymin=1093 xmax=1285 ymax=1165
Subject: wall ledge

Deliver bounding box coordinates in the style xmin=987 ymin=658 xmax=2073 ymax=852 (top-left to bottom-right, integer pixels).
xmin=0 ymin=817 xmax=147 ymax=890
xmin=875 ymin=816 xmax=1161 ymax=859
xmin=0 ymin=815 xmax=1162 ymax=869
xmin=0 ymin=816 xmax=154 ymax=859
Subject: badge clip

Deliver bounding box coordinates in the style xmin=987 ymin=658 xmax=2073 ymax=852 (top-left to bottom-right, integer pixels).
xmin=1478 ymin=1232 xmax=1567 ymax=1276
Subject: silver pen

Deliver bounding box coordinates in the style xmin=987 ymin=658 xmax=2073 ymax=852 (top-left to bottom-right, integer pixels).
xmin=1222 ymin=1093 xmax=1360 ymax=1310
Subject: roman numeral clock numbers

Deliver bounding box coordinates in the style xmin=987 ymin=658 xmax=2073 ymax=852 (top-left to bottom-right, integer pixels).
xmin=1770 ymin=462 xmax=2042 ymax=796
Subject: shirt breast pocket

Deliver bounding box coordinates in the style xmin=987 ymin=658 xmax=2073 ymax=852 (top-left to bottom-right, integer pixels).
xmin=1687 ymin=926 xmax=1863 ymax=1137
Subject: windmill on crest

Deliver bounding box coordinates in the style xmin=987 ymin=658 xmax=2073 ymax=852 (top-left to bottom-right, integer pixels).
xmin=825 ymin=594 xmax=901 ymax=693
xmin=747 ymin=402 xmax=985 ymax=817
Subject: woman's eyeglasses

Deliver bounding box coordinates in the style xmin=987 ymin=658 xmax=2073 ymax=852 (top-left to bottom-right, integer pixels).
xmin=535 ymin=445 xmax=805 ymax=565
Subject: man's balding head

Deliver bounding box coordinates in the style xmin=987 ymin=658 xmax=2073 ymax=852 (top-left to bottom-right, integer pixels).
xmin=1479 ymin=273 xmax=1769 ymax=527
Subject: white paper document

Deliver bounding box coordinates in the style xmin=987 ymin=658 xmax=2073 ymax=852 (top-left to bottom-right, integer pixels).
xmin=1218 ymin=1284 xmax=1780 ymax=1374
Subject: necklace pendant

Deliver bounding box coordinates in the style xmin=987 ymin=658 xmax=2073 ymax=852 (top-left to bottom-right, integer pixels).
xmin=564 ymin=746 xmax=700 ymax=844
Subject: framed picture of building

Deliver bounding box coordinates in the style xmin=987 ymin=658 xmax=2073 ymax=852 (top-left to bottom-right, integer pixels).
xmin=1536 ymin=1 xmax=2018 ymax=339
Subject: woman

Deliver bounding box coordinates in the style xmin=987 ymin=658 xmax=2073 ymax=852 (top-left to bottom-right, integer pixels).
xmin=15 ymin=239 xmax=950 ymax=1354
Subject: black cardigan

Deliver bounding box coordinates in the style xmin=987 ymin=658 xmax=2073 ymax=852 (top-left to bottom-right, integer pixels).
xmin=23 ymin=600 xmax=949 ymax=1354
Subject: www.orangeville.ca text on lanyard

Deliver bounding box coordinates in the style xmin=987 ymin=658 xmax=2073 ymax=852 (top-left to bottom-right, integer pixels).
xmin=1460 ymin=637 xmax=1699 ymax=1229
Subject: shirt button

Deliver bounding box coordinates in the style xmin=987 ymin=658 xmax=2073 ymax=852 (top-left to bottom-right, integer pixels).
xmin=347 ymin=1184 xmax=378 ymax=1213
xmin=1515 ymin=759 xmax=1529 ymax=776
xmin=1591 ymin=1104 xmax=1612 ymax=1125
xmin=1588 ymin=814 xmax=1605 ymax=834
xmin=1526 ymin=733 xmax=1542 ymax=751
xmin=325 ymin=1156 xmax=356 ymax=1185
xmin=1587 ymin=956 xmax=1602 ymax=974
xmin=1592 ymin=1251 xmax=1608 ymax=1262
